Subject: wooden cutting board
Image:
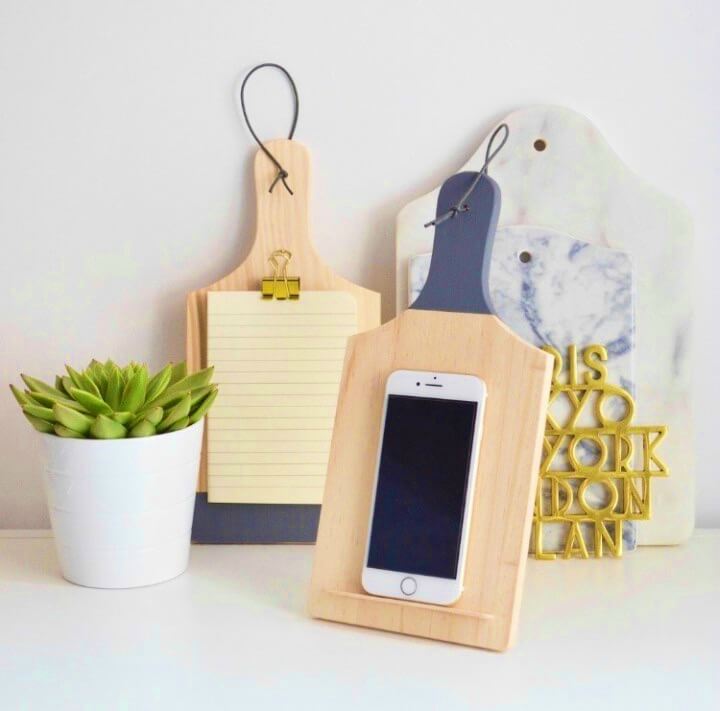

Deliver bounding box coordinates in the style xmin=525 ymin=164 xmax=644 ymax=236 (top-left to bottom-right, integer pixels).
xmin=409 ymin=226 xmax=637 ymax=553
xmin=396 ymin=107 xmax=692 ymax=545
xmin=187 ymin=139 xmax=380 ymax=542
xmin=309 ymin=171 xmax=553 ymax=650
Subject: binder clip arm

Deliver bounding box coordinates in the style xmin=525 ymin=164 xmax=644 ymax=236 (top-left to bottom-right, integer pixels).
xmin=262 ymin=249 xmax=301 ymax=300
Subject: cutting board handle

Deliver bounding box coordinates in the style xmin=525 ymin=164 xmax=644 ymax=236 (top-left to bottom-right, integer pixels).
xmin=411 ymin=172 xmax=500 ymax=315
xmin=247 ymin=139 xmax=314 ymax=265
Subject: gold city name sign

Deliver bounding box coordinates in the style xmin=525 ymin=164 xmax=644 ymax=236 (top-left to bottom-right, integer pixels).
xmin=533 ymin=344 xmax=668 ymax=559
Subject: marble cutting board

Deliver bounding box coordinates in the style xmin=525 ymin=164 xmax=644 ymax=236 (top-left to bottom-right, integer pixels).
xmin=409 ymin=225 xmax=637 ymax=552
xmin=397 ymin=106 xmax=693 ymax=545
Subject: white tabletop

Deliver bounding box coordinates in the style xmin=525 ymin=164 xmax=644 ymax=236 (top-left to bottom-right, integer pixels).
xmin=1 ymin=530 xmax=718 ymax=711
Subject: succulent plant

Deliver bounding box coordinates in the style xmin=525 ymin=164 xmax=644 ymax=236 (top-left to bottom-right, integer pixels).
xmin=10 ymin=360 xmax=217 ymax=439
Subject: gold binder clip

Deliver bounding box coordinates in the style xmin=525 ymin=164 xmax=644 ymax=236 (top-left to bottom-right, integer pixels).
xmin=262 ymin=249 xmax=300 ymax=300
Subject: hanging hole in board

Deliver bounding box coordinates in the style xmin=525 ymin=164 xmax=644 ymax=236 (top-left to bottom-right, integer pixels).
xmin=519 ymin=251 xmax=532 ymax=264
xmin=533 ymin=139 xmax=547 ymax=152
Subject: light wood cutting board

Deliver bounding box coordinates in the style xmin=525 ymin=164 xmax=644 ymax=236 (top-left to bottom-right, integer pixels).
xmin=187 ymin=139 xmax=380 ymax=542
xmin=310 ymin=171 xmax=553 ymax=650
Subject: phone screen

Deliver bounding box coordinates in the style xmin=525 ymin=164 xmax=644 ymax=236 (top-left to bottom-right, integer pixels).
xmin=367 ymin=394 xmax=478 ymax=579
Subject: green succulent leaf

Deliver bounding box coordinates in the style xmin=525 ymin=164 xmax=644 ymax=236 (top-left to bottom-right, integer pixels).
xmin=157 ymin=393 xmax=191 ymax=433
xmin=104 ymin=366 xmax=122 ymax=411
xmin=55 ymin=375 xmax=69 ymax=395
xmin=189 ymin=387 xmax=218 ymax=424
xmin=54 ymin=424 xmax=85 ymax=438
xmin=26 ymin=390 xmax=89 ymax=413
xmin=111 ymin=411 xmax=134 ymax=425
xmin=65 ymin=365 xmax=85 ymax=390
xmin=189 ymin=385 xmax=214 ymax=408
xmin=141 ymin=388 xmax=188 ymax=413
xmin=90 ymin=414 xmax=127 ymax=439
xmin=121 ymin=364 xmax=136 ymax=388
xmin=131 ymin=405 xmax=163 ymax=429
xmin=24 ymin=413 xmax=55 ymax=433
xmin=168 ymin=361 xmax=187 ymax=386
xmin=22 ymin=404 xmax=55 ymax=422
xmin=87 ymin=362 xmax=108 ymax=395
xmin=119 ymin=367 xmax=148 ymax=413
xmin=145 ymin=364 xmax=173 ymax=404
xmin=23 ymin=391 xmax=44 ymax=405
xmin=61 ymin=376 xmax=75 ymax=396
xmin=67 ymin=387 xmax=112 ymax=416
xmin=145 ymin=406 xmax=164 ymax=426
xmin=20 ymin=374 xmax=66 ymax=400
xmin=78 ymin=371 xmax=102 ymax=398
xmin=167 ymin=416 xmax=189 ymax=432
xmin=164 ymin=366 xmax=215 ymax=399
xmin=129 ymin=419 xmax=156 ymax=437
xmin=53 ymin=403 xmax=94 ymax=434
xmin=10 ymin=384 xmax=31 ymax=406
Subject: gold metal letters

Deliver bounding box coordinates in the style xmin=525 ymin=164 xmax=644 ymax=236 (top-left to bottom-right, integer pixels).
xmin=533 ymin=344 xmax=668 ymax=559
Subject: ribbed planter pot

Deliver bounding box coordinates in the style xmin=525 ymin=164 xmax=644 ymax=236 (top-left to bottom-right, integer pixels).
xmin=39 ymin=419 xmax=204 ymax=588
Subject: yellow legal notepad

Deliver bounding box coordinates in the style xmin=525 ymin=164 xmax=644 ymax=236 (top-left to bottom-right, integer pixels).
xmin=206 ymin=291 xmax=357 ymax=504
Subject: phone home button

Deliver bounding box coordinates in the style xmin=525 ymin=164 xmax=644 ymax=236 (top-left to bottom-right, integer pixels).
xmin=400 ymin=576 xmax=417 ymax=596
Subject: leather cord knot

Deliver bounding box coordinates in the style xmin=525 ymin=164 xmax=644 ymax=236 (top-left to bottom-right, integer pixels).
xmin=239 ymin=63 xmax=299 ymax=195
xmin=424 ymin=123 xmax=509 ymax=228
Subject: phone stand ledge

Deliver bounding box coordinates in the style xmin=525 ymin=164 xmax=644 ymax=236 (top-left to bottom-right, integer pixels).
xmin=311 ymin=590 xmax=500 ymax=649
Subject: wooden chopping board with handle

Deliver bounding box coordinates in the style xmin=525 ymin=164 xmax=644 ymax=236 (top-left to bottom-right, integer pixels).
xmin=187 ymin=139 xmax=380 ymax=542
xmin=309 ymin=170 xmax=552 ymax=651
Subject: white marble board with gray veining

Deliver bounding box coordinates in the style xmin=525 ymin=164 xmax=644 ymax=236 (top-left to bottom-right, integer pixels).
xmin=397 ymin=106 xmax=693 ymax=545
xmin=410 ymin=226 xmax=637 ymax=552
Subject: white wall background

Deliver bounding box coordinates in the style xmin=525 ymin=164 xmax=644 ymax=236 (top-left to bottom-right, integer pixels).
xmin=1 ymin=0 xmax=718 ymax=528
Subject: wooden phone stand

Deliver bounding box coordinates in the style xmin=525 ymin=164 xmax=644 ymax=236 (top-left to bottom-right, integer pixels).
xmin=308 ymin=172 xmax=552 ymax=651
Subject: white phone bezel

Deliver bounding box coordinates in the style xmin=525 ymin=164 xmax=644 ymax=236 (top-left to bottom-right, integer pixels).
xmin=361 ymin=369 xmax=487 ymax=606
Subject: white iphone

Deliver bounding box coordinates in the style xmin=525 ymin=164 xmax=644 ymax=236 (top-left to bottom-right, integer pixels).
xmin=361 ymin=369 xmax=487 ymax=606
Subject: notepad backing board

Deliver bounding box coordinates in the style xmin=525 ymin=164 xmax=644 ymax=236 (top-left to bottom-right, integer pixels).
xmin=187 ymin=139 xmax=380 ymax=542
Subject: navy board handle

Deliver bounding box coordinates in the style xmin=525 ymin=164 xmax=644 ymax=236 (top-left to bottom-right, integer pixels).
xmin=410 ymin=171 xmax=500 ymax=315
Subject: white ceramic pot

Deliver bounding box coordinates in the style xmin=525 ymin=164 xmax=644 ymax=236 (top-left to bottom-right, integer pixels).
xmin=39 ymin=419 xmax=204 ymax=589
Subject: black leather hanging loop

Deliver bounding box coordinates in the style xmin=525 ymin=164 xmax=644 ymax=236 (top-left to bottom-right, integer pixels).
xmin=239 ymin=63 xmax=300 ymax=195
xmin=424 ymin=123 xmax=509 ymax=228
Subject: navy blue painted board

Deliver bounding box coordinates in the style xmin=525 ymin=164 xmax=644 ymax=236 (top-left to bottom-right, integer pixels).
xmin=193 ymin=495 xmax=320 ymax=543
xmin=411 ymin=172 xmax=500 ymax=316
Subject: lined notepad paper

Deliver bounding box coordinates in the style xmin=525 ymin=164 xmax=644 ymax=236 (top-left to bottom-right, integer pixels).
xmin=206 ymin=291 xmax=358 ymax=504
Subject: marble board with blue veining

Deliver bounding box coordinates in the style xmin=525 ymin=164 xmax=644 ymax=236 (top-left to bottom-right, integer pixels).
xmin=409 ymin=225 xmax=637 ymax=552
xmin=397 ymin=106 xmax=693 ymax=546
